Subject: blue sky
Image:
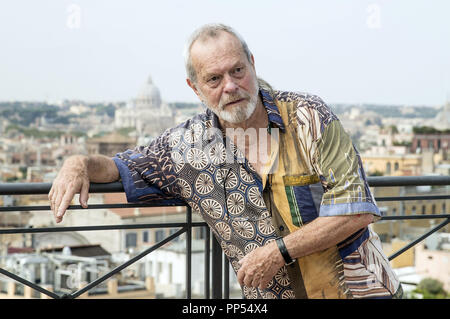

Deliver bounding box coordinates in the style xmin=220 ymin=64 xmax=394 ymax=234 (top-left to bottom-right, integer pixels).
xmin=0 ymin=0 xmax=449 ymax=106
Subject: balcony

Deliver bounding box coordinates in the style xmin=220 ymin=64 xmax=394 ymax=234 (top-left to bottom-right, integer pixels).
xmin=0 ymin=175 xmax=449 ymax=299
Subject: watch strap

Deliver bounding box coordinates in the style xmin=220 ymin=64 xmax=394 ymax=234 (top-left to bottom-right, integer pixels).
xmin=276 ymin=237 xmax=295 ymax=266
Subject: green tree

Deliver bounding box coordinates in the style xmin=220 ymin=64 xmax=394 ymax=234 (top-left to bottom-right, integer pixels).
xmin=414 ymin=278 xmax=448 ymax=299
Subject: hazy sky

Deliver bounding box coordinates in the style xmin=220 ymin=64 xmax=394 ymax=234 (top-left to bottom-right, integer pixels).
xmin=0 ymin=0 xmax=449 ymax=106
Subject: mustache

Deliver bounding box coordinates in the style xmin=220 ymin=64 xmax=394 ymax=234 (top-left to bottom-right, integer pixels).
xmin=219 ymin=92 xmax=251 ymax=109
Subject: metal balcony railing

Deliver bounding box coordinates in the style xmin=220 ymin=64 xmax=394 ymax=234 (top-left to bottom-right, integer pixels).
xmin=0 ymin=175 xmax=449 ymax=299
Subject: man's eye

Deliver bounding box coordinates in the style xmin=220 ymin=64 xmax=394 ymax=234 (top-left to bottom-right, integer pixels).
xmin=208 ymin=76 xmax=219 ymax=83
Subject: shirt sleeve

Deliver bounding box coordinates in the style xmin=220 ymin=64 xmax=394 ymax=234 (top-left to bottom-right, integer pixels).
xmin=311 ymin=108 xmax=381 ymax=219
xmin=113 ymin=130 xmax=184 ymax=205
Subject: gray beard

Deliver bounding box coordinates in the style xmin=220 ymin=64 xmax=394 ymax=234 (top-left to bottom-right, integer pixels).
xmin=216 ymin=96 xmax=257 ymax=124
xmin=200 ymin=78 xmax=259 ymax=124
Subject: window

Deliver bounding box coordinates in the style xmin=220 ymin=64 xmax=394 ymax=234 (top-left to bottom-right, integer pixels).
xmin=422 ymin=205 xmax=426 ymax=215
xmin=155 ymin=230 xmax=165 ymax=242
xmin=386 ymin=162 xmax=391 ymax=174
xmin=394 ymin=162 xmax=399 ymax=171
xmin=443 ymin=202 xmax=446 ymax=213
xmin=143 ymin=231 xmax=149 ymax=243
xmin=169 ymin=228 xmax=180 ymax=242
xmin=432 ymin=204 xmax=436 ymax=215
xmin=411 ymin=206 xmax=416 ymax=214
xmin=126 ymin=232 xmax=137 ymax=248
xmin=197 ymin=227 xmax=206 ymax=240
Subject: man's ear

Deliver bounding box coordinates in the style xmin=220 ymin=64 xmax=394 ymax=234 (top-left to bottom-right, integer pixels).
xmin=186 ymin=78 xmax=200 ymax=98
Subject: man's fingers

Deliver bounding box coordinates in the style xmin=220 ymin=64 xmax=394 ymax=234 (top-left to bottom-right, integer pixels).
xmin=259 ymin=277 xmax=271 ymax=290
xmin=237 ymin=267 xmax=245 ymax=286
xmin=79 ymin=180 xmax=89 ymax=208
xmin=56 ymin=188 xmax=76 ymax=222
xmin=243 ymin=273 xmax=253 ymax=287
xmin=251 ymin=275 xmax=261 ymax=288
xmin=54 ymin=189 xmax=64 ymax=217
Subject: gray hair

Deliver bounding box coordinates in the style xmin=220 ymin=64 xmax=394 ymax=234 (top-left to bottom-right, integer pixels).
xmin=183 ymin=23 xmax=253 ymax=84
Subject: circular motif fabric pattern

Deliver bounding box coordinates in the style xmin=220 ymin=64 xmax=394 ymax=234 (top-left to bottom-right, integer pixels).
xmin=243 ymin=286 xmax=258 ymax=299
xmin=226 ymin=192 xmax=245 ymax=216
xmin=168 ymin=129 xmax=183 ymax=147
xmin=170 ymin=151 xmax=184 ymax=173
xmin=257 ymin=216 xmax=276 ymax=235
xmin=208 ymin=142 xmax=226 ymax=165
xmin=195 ymin=173 xmax=214 ymax=195
xmin=186 ymin=148 xmax=208 ymax=170
xmin=247 ymin=186 xmax=266 ymax=208
xmin=231 ymin=142 xmax=245 ymax=161
xmin=184 ymin=123 xmax=203 ymax=144
xmin=239 ymin=166 xmax=254 ymax=183
xmin=244 ymin=242 xmax=259 ymax=254
xmin=263 ymin=291 xmax=277 ymax=299
xmin=215 ymin=168 xmax=238 ymax=189
xmin=231 ymin=219 xmax=255 ymax=239
xmin=214 ymin=221 xmax=231 ymax=241
xmin=281 ymin=290 xmax=295 ymax=299
xmin=221 ymin=242 xmax=244 ymax=259
xmin=200 ymin=198 xmax=223 ymax=219
xmin=177 ymin=178 xmax=192 ymax=198
xmin=274 ymin=267 xmax=290 ymax=287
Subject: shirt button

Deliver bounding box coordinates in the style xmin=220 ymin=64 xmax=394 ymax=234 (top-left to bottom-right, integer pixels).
xmin=279 ymin=225 xmax=284 ymax=232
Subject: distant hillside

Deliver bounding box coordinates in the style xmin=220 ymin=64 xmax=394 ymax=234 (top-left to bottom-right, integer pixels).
xmin=169 ymin=102 xmax=201 ymax=109
xmin=331 ymin=103 xmax=439 ymax=119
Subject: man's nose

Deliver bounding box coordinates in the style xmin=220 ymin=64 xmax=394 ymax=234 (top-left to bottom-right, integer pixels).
xmin=223 ymin=74 xmax=239 ymax=94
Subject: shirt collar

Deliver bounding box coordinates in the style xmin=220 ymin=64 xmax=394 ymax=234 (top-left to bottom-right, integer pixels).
xmin=259 ymin=87 xmax=286 ymax=132
xmin=205 ymin=87 xmax=286 ymax=133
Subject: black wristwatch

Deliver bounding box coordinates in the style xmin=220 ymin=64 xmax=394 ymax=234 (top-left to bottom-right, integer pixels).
xmin=276 ymin=237 xmax=295 ymax=266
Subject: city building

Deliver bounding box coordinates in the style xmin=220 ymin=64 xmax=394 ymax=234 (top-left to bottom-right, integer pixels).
xmin=115 ymin=76 xmax=175 ymax=139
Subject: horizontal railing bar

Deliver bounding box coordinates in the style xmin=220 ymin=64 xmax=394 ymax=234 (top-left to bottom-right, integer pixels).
xmin=68 ymin=226 xmax=187 ymax=299
xmin=0 ymin=203 xmax=187 ymax=212
xmin=367 ymin=175 xmax=450 ymax=187
xmin=381 ymin=214 xmax=450 ymax=220
xmin=0 ymin=182 xmax=124 ymax=195
xmin=0 ymin=175 xmax=448 ymax=196
xmin=0 ymin=222 xmax=207 ymax=234
xmin=375 ymin=195 xmax=449 ymax=201
xmin=0 ymin=214 xmax=446 ymax=235
xmin=0 ymin=193 xmax=447 ymax=213
xmin=388 ymin=218 xmax=450 ymax=260
xmin=0 ymin=267 xmax=60 ymax=299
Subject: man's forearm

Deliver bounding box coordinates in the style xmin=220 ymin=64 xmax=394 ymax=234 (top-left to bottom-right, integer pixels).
xmin=61 ymin=154 xmax=119 ymax=183
xmin=283 ymin=214 xmax=373 ymax=260
xmin=85 ymin=154 xmax=120 ymax=183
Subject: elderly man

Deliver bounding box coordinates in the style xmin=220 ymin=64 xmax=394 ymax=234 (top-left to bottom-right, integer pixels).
xmin=49 ymin=23 xmax=402 ymax=299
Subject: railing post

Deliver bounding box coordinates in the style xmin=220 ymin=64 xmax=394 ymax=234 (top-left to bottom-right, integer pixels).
xmin=211 ymin=236 xmax=222 ymax=299
xmin=204 ymin=226 xmax=210 ymax=299
xmin=186 ymin=206 xmax=192 ymax=299
xmin=224 ymin=255 xmax=230 ymax=299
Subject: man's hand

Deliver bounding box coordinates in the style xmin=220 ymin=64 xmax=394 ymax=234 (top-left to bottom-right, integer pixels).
xmin=237 ymin=240 xmax=285 ymax=289
xmin=48 ymin=155 xmax=90 ymax=223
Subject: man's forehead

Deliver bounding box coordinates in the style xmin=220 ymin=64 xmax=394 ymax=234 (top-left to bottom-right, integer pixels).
xmin=190 ymin=32 xmax=246 ymax=74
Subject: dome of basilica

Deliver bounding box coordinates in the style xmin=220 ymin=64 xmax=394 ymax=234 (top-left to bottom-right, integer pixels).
xmin=135 ymin=75 xmax=161 ymax=109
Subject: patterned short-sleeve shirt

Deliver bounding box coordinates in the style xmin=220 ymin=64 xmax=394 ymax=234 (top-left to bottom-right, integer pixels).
xmin=113 ymin=85 xmax=402 ymax=299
